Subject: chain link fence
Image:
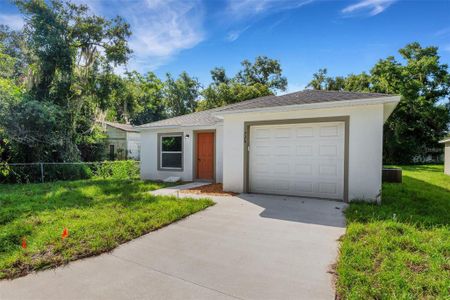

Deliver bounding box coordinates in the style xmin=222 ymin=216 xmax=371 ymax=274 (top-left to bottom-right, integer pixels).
xmin=0 ymin=160 xmax=140 ymax=184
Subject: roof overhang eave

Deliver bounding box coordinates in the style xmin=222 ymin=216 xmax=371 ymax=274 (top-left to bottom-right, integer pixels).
xmin=212 ymin=96 xmax=401 ymax=118
xmin=137 ymin=123 xmax=222 ymax=131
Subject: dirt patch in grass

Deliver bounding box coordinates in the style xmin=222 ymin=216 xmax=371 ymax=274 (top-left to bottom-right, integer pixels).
xmin=180 ymin=183 xmax=237 ymax=196
xmin=407 ymin=261 xmax=428 ymax=273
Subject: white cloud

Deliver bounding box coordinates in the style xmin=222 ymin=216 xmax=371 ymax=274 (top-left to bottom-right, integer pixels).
xmin=342 ymin=0 xmax=396 ymax=16
xmin=227 ymin=0 xmax=313 ymax=19
xmin=224 ymin=0 xmax=312 ymax=42
xmin=435 ymin=27 xmax=450 ymax=37
xmin=74 ymin=0 xmax=204 ymax=71
xmin=124 ymin=0 xmax=205 ymax=71
xmin=226 ymin=26 xmax=250 ymax=42
xmin=0 ymin=13 xmax=24 ymax=30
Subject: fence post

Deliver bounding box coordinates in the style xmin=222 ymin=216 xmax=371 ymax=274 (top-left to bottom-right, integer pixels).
xmin=40 ymin=163 xmax=44 ymax=183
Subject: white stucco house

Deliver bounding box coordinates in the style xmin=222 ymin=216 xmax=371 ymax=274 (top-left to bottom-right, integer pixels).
xmin=138 ymin=90 xmax=400 ymax=202
xmin=439 ymin=137 xmax=450 ymax=175
xmin=100 ymin=121 xmax=141 ymax=160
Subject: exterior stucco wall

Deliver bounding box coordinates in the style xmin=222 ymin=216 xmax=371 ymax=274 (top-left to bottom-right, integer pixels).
xmin=215 ymin=125 xmax=224 ymax=183
xmin=105 ymin=126 xmax=127 ymax=159
xmin=105 ymin=126 xmax=141 ymax=160
xmin=222 ymin=104 xmax=385 ymax=202
xmin=445 ymin=142 xmax=450 ymax=175
xmin=126 ymin=132 xmax=141 ymax=160
xmin=140 ymin=126 xmax=223 ymax=182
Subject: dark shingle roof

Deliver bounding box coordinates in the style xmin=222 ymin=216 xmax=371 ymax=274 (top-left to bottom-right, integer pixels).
xmin=218 ymin=90 xmax=392 ymax=112
xmin=137 ymin=109 xmax=221 ymax=128
xmin=138 ymin=90 xmax=394 ymax=129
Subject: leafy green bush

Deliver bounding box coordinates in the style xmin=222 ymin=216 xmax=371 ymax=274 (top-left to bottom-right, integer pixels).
xmin=0 ymin=164 xmax=41 ymax=184
xmin=93 ymin=160 xmax=139 ymax=179
xmin=0 ymin=161 xmax=140 ymax=184
xmin=44 ymin=164 xmax=93 ymax=181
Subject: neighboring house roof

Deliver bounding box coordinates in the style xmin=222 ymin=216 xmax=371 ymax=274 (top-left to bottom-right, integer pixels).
xmin=137 ymin=108 xmax=222 ymax=129
xmin=439 ymin=137 xmax=450 ymax=143
xmin=138 ymin=89 xmax=396 ymax=129
xmin=103 ymin=121 xmax=139 ymax=132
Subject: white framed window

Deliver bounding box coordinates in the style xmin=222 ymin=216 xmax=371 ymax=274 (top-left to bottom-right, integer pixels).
xmin=159 ymin=134 xmax=183 ymax=170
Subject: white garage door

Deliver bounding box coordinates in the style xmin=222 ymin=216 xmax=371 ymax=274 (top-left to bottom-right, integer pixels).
xmin=249 ymin=122 xmax=345 ymax=200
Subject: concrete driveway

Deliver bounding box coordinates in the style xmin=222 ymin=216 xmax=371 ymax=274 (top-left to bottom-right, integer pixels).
xmin=0 ymin=189 xmax=346 ymax=300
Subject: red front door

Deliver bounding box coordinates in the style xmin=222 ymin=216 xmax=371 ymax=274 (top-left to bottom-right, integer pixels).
xmin=196 ymin=132 xmax=214 ymax=180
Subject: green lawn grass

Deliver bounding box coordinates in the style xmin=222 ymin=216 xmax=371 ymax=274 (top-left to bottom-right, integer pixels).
xmin=337 ymin=165 xmax=450 ymax=299
xmin=0 ymin=179 xmax=214 ymax=279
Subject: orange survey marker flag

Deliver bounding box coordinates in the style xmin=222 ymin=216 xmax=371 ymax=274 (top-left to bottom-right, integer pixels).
xmin=62 ymin=227 xmax=69 ymax=239
xmin=22 ymin=237 xmax=27 ymax=249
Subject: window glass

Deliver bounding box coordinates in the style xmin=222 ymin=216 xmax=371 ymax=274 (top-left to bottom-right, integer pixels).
xmin=162 ymin=136 xmax=182 ymax=152
xmin=161 ymin=153 xmax=182 ymax=168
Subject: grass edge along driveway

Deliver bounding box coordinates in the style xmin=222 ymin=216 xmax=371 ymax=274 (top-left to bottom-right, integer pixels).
xmin=336 ymin=165 xmax=450 ymax=299
xmin=0 ymin=179 xmax=214 ymax=280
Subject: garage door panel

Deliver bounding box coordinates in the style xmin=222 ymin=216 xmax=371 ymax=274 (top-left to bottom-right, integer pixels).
xmin=319 ymin=145 xmax=338 ymax=156
xmin=249 ymin=122 xmax=345 ymax=200
xmin=295 ymin=164 xmax=313 ymax=175
xmin=274 ymin=163 xmax=290 ymax=175
xmin=318 ymin=182 xmax=337 ymax=194
xmin=319 ymin=164 xmax=338 ymax=176
xmin=296 ymin=145 xmax=313 ymax=156
xmin=254 ymin=145 xmax=271 ymax=156
xmin=253 ymin=128 xmax=272 ymax=140
xmin=295 ymin=182 xmax=314 ymax=193
xmin=296 ymin=127 xmax=314 ymax=137
xmin=274 ymin=128 xmax=292 ymax=138
xmin=319 ymin=125 xmax=339 ymax=137
xmin=274 ymin=145 xmax=292 ymax=156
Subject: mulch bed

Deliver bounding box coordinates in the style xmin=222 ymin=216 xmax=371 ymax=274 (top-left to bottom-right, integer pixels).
xmin=179 ymin=183 xmax=237 ymax=196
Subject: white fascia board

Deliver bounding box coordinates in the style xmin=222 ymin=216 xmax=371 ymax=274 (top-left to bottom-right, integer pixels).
xmin=212 ymin=96 xmax=401 ymax=118
xmin=137 ymin=123 xmax=222 ymax=131
xmin=439 ymin=138 xmax=450 ymax=143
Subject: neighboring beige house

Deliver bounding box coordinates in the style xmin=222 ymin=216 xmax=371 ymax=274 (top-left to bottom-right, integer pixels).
xmin=100 ymin=121 xmax=140 ymax=160
xmin=138 ymin=90 xmax=401 ymax=203
xmin=440 ymin=137 xmax=450 ymax=175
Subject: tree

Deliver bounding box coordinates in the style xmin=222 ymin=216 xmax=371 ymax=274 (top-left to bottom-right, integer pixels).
xmin=0 ymin=43 xmax=23 ymax=164
xmin=163 ymin=72 xmax=201 ymax=117
xmin=199 ymin=82 xmax=271 ymax=111
xmin=373 ymin=43 xmax=450 ymax=163
xmin=0 ymin=25 xmax=28 ymax=79
xmin=307 ymin=43 xmax=450 ymax=163
xmin=235 ymin=56 xmax=287 ymax=93
xmin=128 ymin=72 xmax=165 ymax=125
xmin=103 ymin=71 xmax=165 ymax=125
xmin=198 ymin=56 xmax=285 ymax=111
xmin=307 ymin=68 xmax=346 ymax=91
xmin=6 ymin=0 xmax=131 ymax=162
xmin=343 ymin=73 xmax=371 ymax=92
xmin=1 ymin=99 xmax=65 ymax=162
xmin=307 ymin=68 xmax=328 ymax=90
xmin=210 ymin=67 xmax=229 ymax=85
